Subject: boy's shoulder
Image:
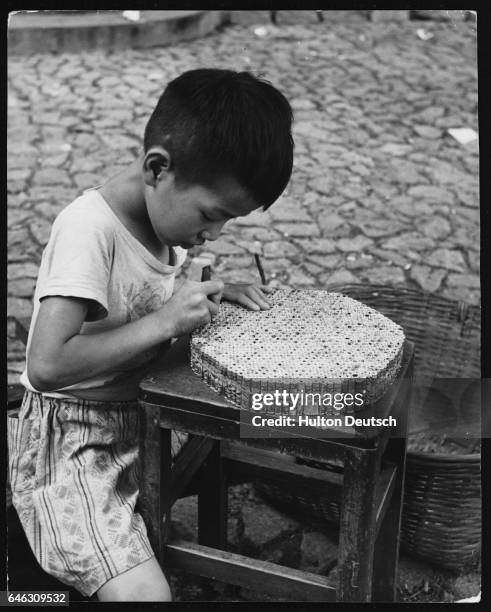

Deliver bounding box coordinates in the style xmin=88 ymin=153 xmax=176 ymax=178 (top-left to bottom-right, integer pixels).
xmin=54 ymin=188 xmax=115 ymax=234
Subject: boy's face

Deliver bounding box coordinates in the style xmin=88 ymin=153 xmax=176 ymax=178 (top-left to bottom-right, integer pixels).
xmin=145 ymin=172 xmax=260 ymax=249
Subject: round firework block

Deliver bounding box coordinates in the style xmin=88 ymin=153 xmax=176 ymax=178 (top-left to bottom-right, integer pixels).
xmin=190 ymin=288 xmax=405 ymax=415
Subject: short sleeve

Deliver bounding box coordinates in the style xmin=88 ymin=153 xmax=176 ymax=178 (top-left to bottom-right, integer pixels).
xmin=38 ymin=206 xmax=114 ymax=322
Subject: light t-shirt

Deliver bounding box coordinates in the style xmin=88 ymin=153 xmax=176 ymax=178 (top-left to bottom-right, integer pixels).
xmin=20 ymin=188 xmax=187 ymax=401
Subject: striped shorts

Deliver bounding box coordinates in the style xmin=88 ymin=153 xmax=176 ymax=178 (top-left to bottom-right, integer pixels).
xmin=8 ymin=390 xmax=159 ymax=597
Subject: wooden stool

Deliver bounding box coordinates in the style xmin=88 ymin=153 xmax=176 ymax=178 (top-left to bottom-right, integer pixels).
xmin=138 ymin=337 xmax=414 ymax=602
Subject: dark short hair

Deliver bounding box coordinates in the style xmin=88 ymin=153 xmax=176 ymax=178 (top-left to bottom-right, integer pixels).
xmin=143 ymin=68 xmax=294 ymax=209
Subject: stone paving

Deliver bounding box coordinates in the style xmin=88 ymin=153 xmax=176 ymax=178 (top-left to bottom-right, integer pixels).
xmin=7 ymin=10 xmax=479 ymax=386
xmin=7 ymin=10 xmax=480 ymax=602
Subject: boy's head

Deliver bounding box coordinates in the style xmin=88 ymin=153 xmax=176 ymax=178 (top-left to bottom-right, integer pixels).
xmin=143 ymin=68 xmax=294 ymax=211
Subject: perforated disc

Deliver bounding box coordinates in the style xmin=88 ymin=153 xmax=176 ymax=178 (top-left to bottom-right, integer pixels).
xmin=190 ymin=289 xmax=405 ymax=414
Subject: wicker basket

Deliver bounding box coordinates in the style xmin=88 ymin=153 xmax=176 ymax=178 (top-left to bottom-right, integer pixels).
xmin=255 ymin=284 xmax=481 ymax=570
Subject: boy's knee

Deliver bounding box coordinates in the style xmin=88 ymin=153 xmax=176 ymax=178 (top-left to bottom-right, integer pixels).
xmin=98 ymin=582 xmax=172 ymax=602
xmin=97 ymin=576 xmax=172 ymax=602
xmin=97 ymin=557 xmax=172 ymax=602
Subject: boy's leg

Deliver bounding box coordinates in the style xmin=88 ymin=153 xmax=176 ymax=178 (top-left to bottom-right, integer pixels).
xmin=96 ymin=557 xmax=172 ymax=602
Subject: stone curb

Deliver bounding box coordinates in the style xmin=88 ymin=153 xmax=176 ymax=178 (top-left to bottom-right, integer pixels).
xmin=8 ymin=10 xmax=230 ymax=55
xmin=369 ymin=9 xmax=474 ymax=22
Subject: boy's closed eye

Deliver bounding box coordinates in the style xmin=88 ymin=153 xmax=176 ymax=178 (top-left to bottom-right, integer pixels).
xmin=201 ymin=206 xmax=236 ymax=223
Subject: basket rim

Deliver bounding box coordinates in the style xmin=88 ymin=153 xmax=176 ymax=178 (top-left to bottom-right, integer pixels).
xmin=407 ymin=449 xmax=481 ymax=462
xmin=327 ymin=282 xmax=481 ymax=310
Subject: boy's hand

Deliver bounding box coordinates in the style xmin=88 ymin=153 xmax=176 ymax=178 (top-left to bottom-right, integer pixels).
xmin=163 ymin=279 xmax=224 ymax=336
xmin=222 ymin=283 xmax=272 ymax=311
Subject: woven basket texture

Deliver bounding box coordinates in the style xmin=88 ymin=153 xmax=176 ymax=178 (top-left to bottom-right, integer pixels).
xmin=255 ymin=283 xmax=481 ymax=570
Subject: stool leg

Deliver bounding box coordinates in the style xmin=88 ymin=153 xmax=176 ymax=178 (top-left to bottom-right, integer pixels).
xmin=198 ymin=439 xmax=228 ymax=549
xmin=161 ymin=428 xmax=173 ymax=550
xmin=337 ymin=449 xmax=380 ymax=602
xmin=371 ymin=440 xmax=407 ymax=601
xmin=372 ymin=368 xmax=411 ymax=601
xmin=138 ymin=405 xmax=172 ymax=567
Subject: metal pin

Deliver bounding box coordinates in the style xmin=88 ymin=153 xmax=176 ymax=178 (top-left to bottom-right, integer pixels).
xmin=254 ymin=253 xmax=267 ymax=286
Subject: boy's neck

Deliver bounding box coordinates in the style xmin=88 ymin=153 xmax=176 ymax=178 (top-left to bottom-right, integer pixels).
xmin=100 ymin=157 xmax=146 ymax=223
xmin=99 ymin=156 xmax=170 ymax=260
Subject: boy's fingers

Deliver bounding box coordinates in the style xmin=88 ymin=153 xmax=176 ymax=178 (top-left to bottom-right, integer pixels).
xmin=209 ymin=276 xmax=224 ymax=305
xmin=237 ymin=295 xmax=261 ymax=311
xmin=260 ymin=285 xmax=274 ymax=294
xmin=249 ymin=287 xmax=271 ymax=309
xmin=207 ymin=299 xmax=220 ymax=317
xmin=201 ymin=280 xmax=224 ymax=296
xmin=208 ymin=283 xmax=223 ymax=305
xmin=209 ymin=294 xmax=221 ymax=308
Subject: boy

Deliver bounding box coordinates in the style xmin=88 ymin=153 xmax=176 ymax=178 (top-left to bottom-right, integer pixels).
xmin=8 ymin=68 xmax=294 ymax=601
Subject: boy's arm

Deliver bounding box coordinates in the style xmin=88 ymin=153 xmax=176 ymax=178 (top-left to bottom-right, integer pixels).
xmin=28 ymin=279 xmax=223 ymax=392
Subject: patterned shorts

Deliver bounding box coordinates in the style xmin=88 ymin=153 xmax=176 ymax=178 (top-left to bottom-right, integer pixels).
xmin=8 ymin=391 xmax=159 ymax=597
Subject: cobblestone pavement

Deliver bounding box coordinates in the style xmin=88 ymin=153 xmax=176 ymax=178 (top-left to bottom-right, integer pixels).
xmin=7 ymin=11 xmax=479 ymax=384
xmin=7 ymin=11 xmax=480 ymax=602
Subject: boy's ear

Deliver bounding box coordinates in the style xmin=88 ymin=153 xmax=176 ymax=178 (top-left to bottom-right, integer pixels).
xmin=143 ymin=148 xmax=172 ymax=186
